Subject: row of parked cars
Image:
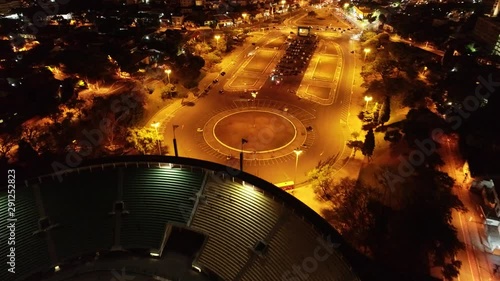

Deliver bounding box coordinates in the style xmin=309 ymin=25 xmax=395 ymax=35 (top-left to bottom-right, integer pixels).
xmin=273 ymin=36 xmax=318 ymax=76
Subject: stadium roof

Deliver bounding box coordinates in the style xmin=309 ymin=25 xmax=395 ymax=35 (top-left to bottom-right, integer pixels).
xmin=1 ymin=156 xmax=438 ymax=281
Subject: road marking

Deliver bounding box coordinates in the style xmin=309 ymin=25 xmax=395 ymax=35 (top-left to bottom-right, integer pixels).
xmin=459 ymin=211 xmax=478 ymax=281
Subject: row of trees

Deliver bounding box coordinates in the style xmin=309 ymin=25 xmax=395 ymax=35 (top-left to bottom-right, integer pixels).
xmin=309 ymin=149 xmax=464 ymax=279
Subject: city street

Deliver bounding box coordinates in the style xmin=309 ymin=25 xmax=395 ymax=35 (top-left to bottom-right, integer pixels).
xmin=441 ymin=138 xmax=500 ymax=280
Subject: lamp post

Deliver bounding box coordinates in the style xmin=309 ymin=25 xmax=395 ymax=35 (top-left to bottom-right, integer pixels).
xmin=293 ymin=148 xmax=303 ymax=185
xmin=151 ymin=122 xmax=161 ymax=155
xmin=165 ymin=69 xmax=171 ymax=84
xmin=364 ymin=96 xmax=372 ymax=111
xmin=421 ymin=66 xmax=428 ymax=76
xmin=251 ymin=91 xmax=258 ymax=100
xmin=172 ymin=124 xmax=179 ymax=157
xmin=240 ymin=138 xmax=248 ymax=171
xmin=363 ymin=48 xmax=371 ymax=61
xmin=214 ymin=35 xmax=221 ymax=49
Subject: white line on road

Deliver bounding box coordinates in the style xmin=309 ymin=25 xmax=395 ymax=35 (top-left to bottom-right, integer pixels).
xmin=459 ymin=211 xmax=478 ymax=281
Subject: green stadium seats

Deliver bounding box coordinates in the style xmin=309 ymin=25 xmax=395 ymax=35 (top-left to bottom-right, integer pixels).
xmin=121 ymin=168 xmax=204 ymax=249
xmin=0 ymin=188 xmax=51 ymax=281
xmin=191 ymin=175 xmax=283 ymax=280
xmin=41 ymin=170 xmax=116 ymax=261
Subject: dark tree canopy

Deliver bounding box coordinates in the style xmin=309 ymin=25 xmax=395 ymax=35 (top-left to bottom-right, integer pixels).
xmin=362 ymin=129 xmax=375 ymax=157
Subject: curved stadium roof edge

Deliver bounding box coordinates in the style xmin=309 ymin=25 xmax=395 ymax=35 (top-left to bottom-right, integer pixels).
xmin=5 ymin=155 xmax=426 ymax=281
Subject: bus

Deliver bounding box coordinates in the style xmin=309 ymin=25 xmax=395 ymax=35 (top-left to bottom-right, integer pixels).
xmin=274 ymin=181 xmax=294 ymax=190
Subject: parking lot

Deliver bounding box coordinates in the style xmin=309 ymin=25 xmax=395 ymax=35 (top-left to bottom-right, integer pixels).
xmin=272 ymin=35 xmax=318 ymax=77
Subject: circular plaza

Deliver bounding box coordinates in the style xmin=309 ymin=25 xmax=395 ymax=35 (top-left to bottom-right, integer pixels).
xmin=203 ymin=108 xmax=309 ymax=160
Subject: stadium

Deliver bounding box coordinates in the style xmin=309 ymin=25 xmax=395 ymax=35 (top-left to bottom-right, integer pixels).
xmin=1 ymin=156 xmax=424 ymax=281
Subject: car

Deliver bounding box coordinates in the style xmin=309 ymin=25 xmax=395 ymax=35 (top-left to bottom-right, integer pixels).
xmin=197 ymin=128 xmax=204 ymax=132
xmin=213 ymin=79 xmax=218 ymax=83
xmin=220 ymin=72 xmax=226 ymax=76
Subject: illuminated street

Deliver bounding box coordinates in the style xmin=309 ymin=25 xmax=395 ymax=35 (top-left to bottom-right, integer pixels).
xmin=152 ymin=9 xmax=359 ymax=185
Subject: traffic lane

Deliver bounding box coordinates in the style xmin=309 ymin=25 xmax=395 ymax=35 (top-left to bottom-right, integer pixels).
xmin=334 ymin=37 xmax=355 ymax=105
xmin=165 ymin=92 xmax=234 ymax=158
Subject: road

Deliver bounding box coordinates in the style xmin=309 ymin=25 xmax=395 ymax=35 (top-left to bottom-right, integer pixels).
xmin=441 ymin=138 xmax=500 ymax=280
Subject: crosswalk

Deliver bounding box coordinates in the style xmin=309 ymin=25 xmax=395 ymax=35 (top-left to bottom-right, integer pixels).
xmin=192 ymin=99 xmax=317 ymax=166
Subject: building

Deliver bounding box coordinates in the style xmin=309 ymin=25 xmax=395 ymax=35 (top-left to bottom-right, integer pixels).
xmin=470 ymin=179 xmax=500 ymax=251
xmin=482 ymin=0 xmax=500 ymax=17
xmin=0 ymin=0 xmax=21 ymax=15
xmin=351 ymin=6 xmax=372 ymax=20
xmin=0 ymin=155 xmax=438 ymax=281
xmin=180 ymin=0 xmax=195 ymax=7
xmin=473 ymin=16 xmax=500 ymax=56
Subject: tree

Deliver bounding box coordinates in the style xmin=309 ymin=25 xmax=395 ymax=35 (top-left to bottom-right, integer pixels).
xmin=307 ymin=11 xmax=317 ymax=17
xmin=194 ymin=42 xmax=212 ymax=55
xmin=321 ymin=177 xmax=381 ymax=254
xmin=0 ymin=133 xmax=18 ymax=162
xmin=378 ymin=14 xmax=387 ymax=25
xmin=307 ymin=156 xmax=339 ymax=200
xmin=204 ymin=51 xmax=222 ymax=67
xmin=351 ymin=131 xmax=360 ymax=140
xmin=362 ymin=129 xmax=375 ymax=159
xmin=384 ymin=129 xmax=402 ymax=145
xmin=378 ymin=96 xmax=391 ymax=125
xmin=126 ymin=127 xmax=163 ymax=155
xmin=399 ymin=168 xmax=465 ymax=280
xmin=17 ymin=139 xmax=39 ymax=163
xmin=347 ymin=140 xmax=364 ymax=157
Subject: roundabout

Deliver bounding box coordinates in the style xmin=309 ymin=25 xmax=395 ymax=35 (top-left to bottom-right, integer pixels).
xmin=213 ymin=110 xmax=297 ymax=153
xmin=202 ymin=107 xmax=310 ymax=161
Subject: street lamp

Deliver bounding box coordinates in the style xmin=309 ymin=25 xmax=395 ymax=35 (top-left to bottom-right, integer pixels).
xmin=165 ymin=69 xmax=171 ymax=84
xmin=151 ymin=122 xmax=161 ymax=155
xmin=364 ymin=96 xmax=373 ymax=111
xmin=172 ymin=124 xmax=179 ymax=157
xmin=363 ymin=48 xmax=371 ymax=61
xmin=251 ymin=91 xmax=258 ymax=100
xmin=214 ymin=35 xmax=221 ymax=48
xmin=293 ymin=148 xmax=303 ymax=185
xmin=240 ymin=138 xmax=248 ymax=171
xmin=242 ymin=13 xmax=248 ymax=23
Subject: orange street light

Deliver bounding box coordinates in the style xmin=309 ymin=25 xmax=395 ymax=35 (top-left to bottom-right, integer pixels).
xmin=363 ymin=48 xmax=371 ymax=61
xmin=164 ymin=69 xmax=172 ymax=83
xmin=293 ymin=148 xmax=303 ymax=185
xmin=364 ymin=96 xmax=373 ymax=110
xmin=151 ymin=122 xmax=161 ymax=155
xmin=214 ymin=35 xmax=221 ymax=48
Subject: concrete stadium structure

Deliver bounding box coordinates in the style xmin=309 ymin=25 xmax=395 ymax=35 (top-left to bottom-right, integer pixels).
xmin=1 ymin=156 xmax=430 ymax=281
